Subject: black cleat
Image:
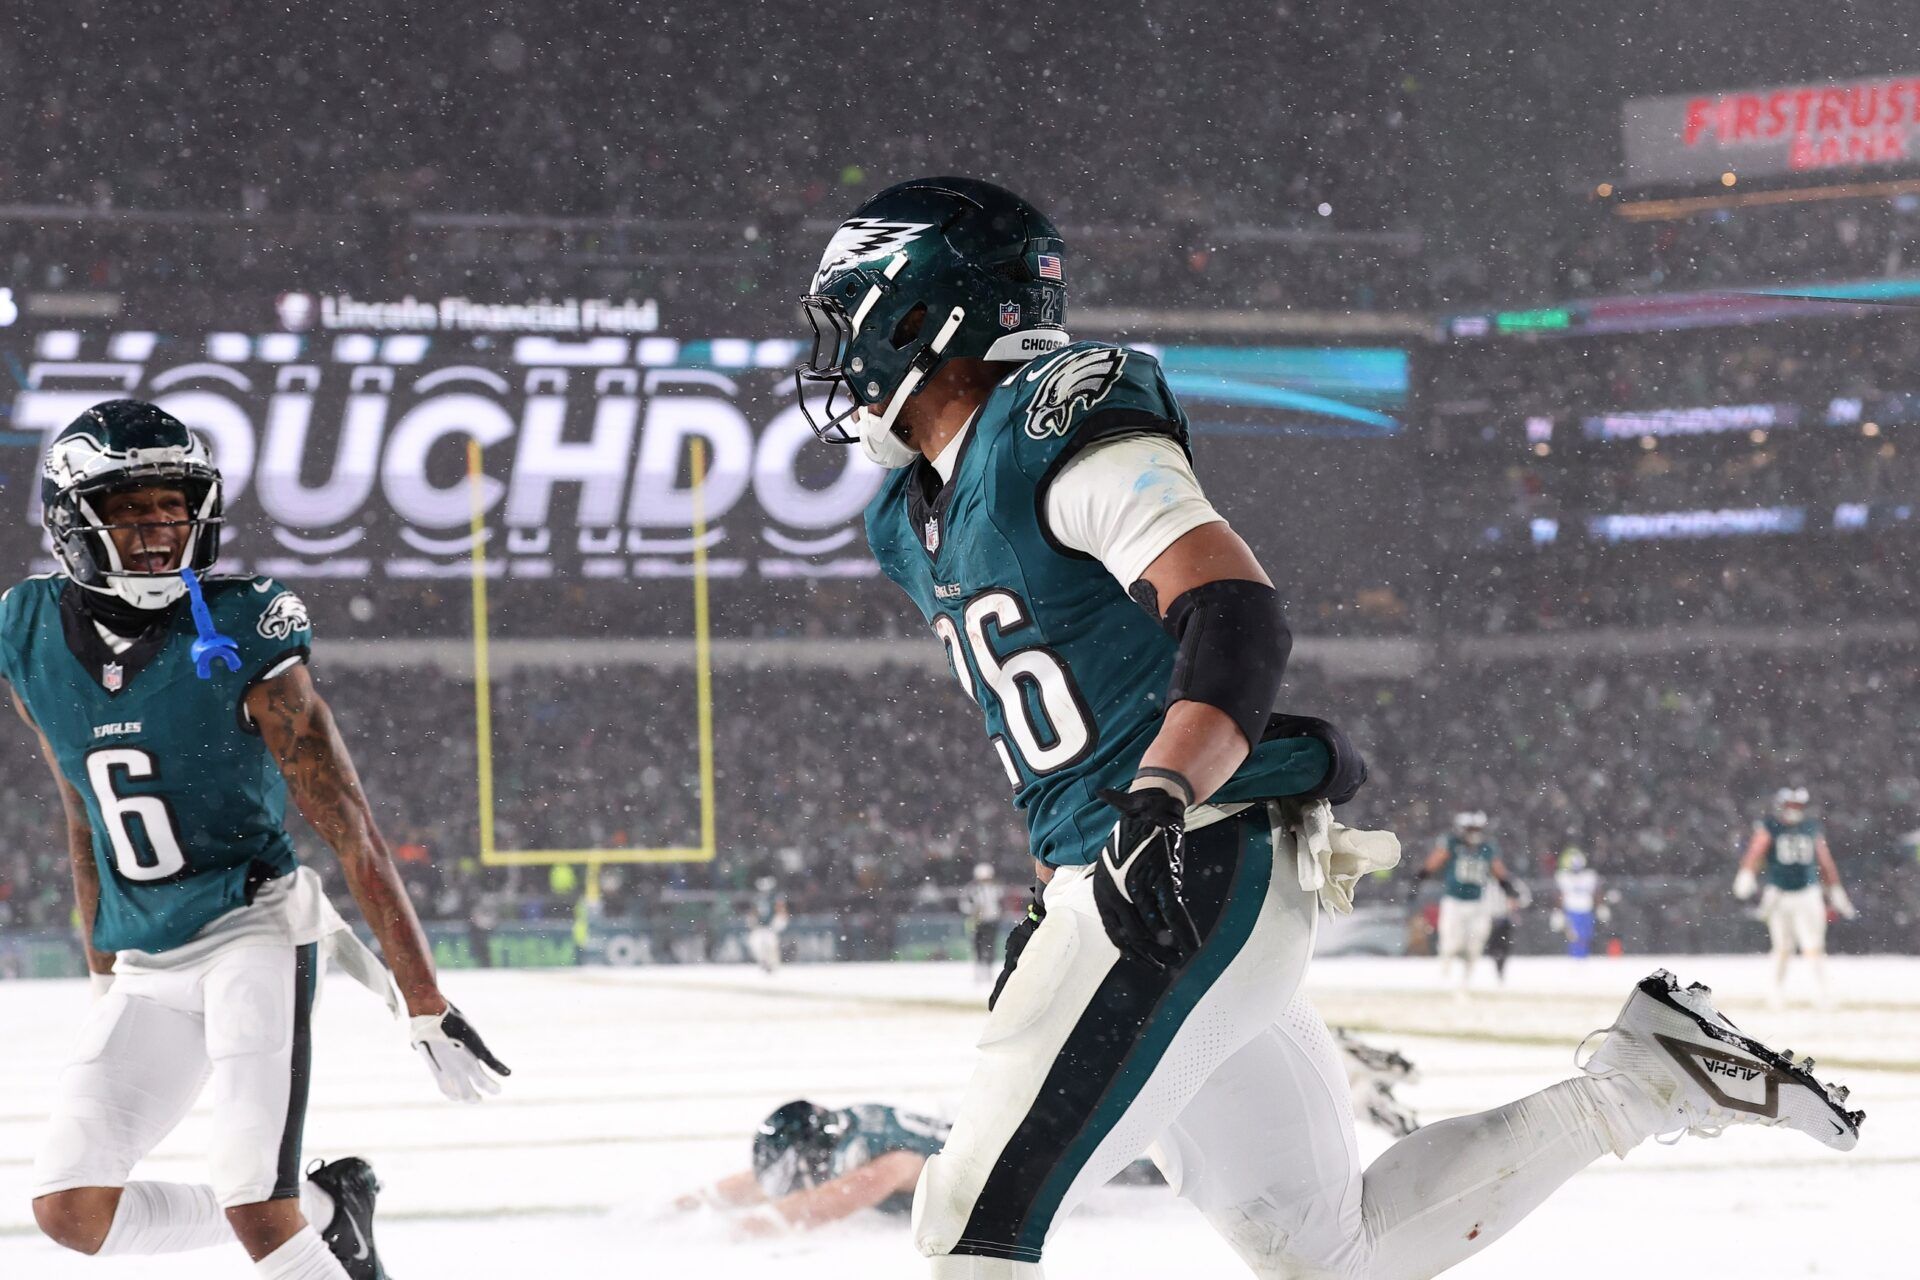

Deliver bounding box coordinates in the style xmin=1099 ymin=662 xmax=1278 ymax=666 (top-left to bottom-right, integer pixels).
xmin=307 ymin=1156 xmax=390 ymax=1280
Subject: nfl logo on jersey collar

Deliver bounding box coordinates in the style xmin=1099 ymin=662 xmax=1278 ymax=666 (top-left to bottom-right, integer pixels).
xmin=923 ymin=515 xmax=942 ymax=553
xmin=103 ymin=662 xmax=124 ymax=692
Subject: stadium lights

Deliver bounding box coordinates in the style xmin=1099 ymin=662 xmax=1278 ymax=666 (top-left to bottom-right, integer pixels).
xmin=1864 ymin=422 xmax=1882 ymax=437
xmin=1595 ymin=182 xmax=1614 ymax=198
xmin=1721 ymin=171 xmax=1738 ymax=187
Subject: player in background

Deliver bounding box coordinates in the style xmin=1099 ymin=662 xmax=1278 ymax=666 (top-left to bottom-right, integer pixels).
xmin=1735 ymin=788 xmax=1856 ymax=1007
xmin=746 ymin=876 xmax=789 ymax=974
xmin=798 ymin=178 xmax=1861 ymax=1279
xmin=1413 ymin=811 xmax=1518 ymax=993
xmin=960 ymin=862 xmax=1006 ymax=981
xmin=670 ymin=1003 xmax=1421 ymax=1237
xmin=1485 ymin=874 xmax=1529 ymax=984
xmin=6 ymin=402 xmax=509 ymax=1280
xmin=1553 ymin=847 xmax=1601 ymax=959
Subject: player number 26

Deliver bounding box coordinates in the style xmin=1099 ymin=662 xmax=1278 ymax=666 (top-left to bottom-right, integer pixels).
xmin=933 ymin=590 xmax=1095 ymax=781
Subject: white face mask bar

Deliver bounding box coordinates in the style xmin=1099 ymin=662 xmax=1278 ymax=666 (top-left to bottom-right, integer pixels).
xmin=67 ymin=483 xmax=224 ymax=610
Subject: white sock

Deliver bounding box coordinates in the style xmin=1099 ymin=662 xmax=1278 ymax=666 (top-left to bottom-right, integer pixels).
xmin=97 ymin=1181 xmax=233 ymax=1255
xmin=1362 ymin=1077 xmax=1629 ymax=1280
xmin=256 ymin=1226 xmax=350 ymax=1279
xmin=301 ymin=1181 xmax=336 ymax=1232
xmin=929 ymin=1255 xmax=1045 ymax=1278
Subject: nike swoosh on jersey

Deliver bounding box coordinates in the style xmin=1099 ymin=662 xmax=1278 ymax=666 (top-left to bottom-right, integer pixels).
xmin=1026 ymin=350 xmax=1074 ymax=381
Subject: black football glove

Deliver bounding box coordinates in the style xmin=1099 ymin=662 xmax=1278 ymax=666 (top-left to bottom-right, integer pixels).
xmin=1093 ymin=787 xmax=1202 ymax=970
xmin=988 ymin=886 xmax=1046 ymax=1012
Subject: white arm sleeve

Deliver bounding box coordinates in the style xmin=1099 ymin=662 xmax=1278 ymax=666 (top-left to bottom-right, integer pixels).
xmin=1045 ymin=434 xmax=1225 ymax=587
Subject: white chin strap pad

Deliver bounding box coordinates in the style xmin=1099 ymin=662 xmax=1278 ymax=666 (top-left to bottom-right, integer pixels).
xmin=854 ymin=409 xmax=920 ymax=469
xmin=853 ymin=305 xmax=968 ymax=470
xmin=104 ymin=574 xmax=188 ymax=610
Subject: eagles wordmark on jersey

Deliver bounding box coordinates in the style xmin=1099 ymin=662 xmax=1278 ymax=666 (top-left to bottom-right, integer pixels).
xmin=865 ymin=339 xmax=1331 ymax=869
xmin=0 ymin=572 xmax=311 ymax=954
xmin=12 ymin=398 xmax=505 ymax=1278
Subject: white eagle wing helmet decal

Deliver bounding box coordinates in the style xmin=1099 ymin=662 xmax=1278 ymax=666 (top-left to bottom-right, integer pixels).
xmin=810 ymin=218 xmax=934 ymax=292
xmin=1024 ymin=347 xmax=1128 ymax=440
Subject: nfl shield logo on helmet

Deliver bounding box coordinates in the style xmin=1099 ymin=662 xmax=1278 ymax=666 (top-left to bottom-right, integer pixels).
xmin=103 ymin=663 xmax=123 ymax=692
xmin=999 ymin=301 xmax=1021 ymax=330
xmin=923 ymin=516 xmax=941 ymax=553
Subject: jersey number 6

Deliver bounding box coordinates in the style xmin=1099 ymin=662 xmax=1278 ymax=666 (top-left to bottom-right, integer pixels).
xmin=84 ymin=748 xmax=190 ymax=881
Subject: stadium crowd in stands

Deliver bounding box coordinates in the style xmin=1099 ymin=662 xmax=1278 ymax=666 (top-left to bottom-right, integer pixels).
xmin=2 ymin=651 xmax=1915 ymax=955
xmin=0 ymin=0 xmax=1424 ymax=311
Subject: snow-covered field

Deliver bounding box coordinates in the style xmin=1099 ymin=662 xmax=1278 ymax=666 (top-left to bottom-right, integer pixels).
xmin=1 ymin=954 xmax=1912 ymax=1278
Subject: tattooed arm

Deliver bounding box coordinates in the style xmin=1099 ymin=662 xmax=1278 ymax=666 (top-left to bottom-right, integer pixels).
xmin=12 ymin=689 xmax=114 ymax=976
xmin=246 ymin=664 xmax=447 ymax=1018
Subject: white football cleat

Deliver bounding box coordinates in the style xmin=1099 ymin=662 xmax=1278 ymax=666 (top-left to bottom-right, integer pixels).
xmin=1578 ymin=970 xmax=1863 ymax=1152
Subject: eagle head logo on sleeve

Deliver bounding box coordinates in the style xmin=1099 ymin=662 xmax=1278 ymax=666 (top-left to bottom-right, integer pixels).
xmin=257 ymin=590 xmax=312 ymax=640
xmin=1023 ymin=347 xmax=1128 ymax=440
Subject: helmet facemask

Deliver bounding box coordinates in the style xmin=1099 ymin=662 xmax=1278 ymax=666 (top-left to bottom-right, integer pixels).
xmin=796 ymin=178 xmax=1071 ymax=470
xmin=44 ymin=436 xmax=224 ymax=612
xmin=797 ymin=256 xmax=967 ymax=470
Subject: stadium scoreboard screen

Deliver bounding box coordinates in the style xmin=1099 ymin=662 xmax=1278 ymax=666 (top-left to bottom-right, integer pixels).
xmin=0 ymin=305 xmax=1411 ymax=590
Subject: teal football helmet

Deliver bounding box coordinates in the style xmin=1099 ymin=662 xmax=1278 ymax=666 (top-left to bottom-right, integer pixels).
xmin=41 ymin=399 xmax=224 ymax=611
xmin=752 ymin=1100 xmax=845 ymax=1196
xmin=796 ymin=176 xmax=1070 ymax=467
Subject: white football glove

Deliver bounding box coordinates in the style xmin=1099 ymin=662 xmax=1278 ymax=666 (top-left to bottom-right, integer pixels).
xmin=1732 ymin=867 xmax=1758 ymax=900
xmin=1827 ymin=883 xmax=1857 ymax=920
xmin=409 ymin=1004 xmax=510 ymax=1102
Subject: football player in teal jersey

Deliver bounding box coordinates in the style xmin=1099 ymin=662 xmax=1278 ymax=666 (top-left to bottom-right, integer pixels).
xmin=1412 ymin=811 xmax=1519 ymax=993
xmin=4 ymin=401 xmax=509 ymax=1280
xmin=798 ymin=177 xmax=1862 ymax=1278
xmin=1734 ymin=787 xmax=1856 ymax=1006
xmin=668 ymin=1014 xmax=1421 ymax=1240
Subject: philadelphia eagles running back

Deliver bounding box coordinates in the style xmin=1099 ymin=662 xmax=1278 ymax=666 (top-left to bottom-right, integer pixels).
xmin=796 ymin=176 xmax=1863 ymax=1278
xmin=4 ymin=401 xmax=510 ymax=1280
xmin=1734 ymin=787 xmax=1856 ymax=1007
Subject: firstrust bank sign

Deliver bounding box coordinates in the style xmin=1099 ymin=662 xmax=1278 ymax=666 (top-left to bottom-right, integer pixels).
xmin=1623 ymin=71 xmax=1920 ymax=186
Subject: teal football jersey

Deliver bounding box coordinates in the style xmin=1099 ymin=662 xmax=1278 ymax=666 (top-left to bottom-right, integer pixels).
xmin=830 ymin=1104 xmax=951 ymax=1215
xmin=0 ymin=574 xmax=314 ymax=954
xmin=1442 ymin=835 xmax=1497 ymax=901
xmin=866 ymin=341 xmax=1330 ymax=868
xmin=1760 ymin=816 xmax=1822 ymax=891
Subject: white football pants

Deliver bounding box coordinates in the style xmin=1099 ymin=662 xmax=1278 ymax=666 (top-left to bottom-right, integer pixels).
xmin=34 ymin=943 xmax=320 ymax=1208
xmin=914 ymin=810 xmax=1649 ymax=1278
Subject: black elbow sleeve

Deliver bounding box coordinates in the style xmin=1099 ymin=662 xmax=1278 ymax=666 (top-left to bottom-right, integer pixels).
xmin=1161 ymin=579 xmax=1289 ymax=750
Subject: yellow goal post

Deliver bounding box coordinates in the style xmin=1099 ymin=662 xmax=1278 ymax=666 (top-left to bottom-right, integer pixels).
xmin=464 ymin=437 xmax=717 ymax=874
